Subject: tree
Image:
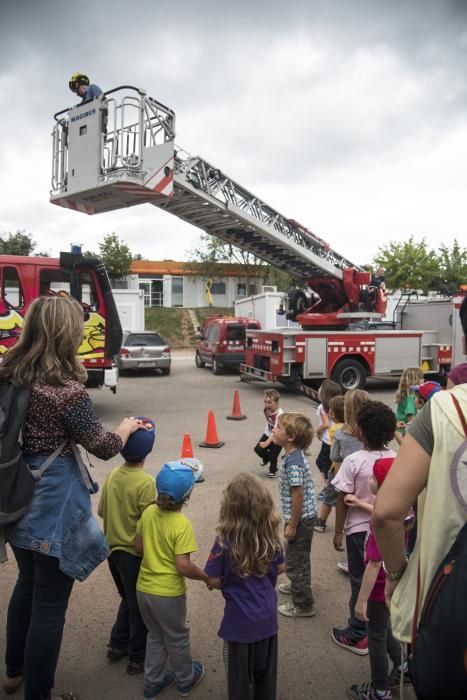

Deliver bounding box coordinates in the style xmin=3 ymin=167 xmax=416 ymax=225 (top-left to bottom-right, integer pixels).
xmin=0 ymin=230 xmax=36 ymax=256
xmin=186 ymin=234 xmax=296 ymax=293
xmin=373 ymin=236 xmax=441 ymax=293
xmin=98 ymin=233 xmax=133 ymax=280
xmin=436 ymin=239 xmax=467 ymax=294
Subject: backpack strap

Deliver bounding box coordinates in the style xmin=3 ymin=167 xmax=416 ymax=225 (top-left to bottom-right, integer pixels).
xmin=32 ymin=440 xmax=98 ymax=493
xmin=451 ymin=393 xmax=467 ymax=438
xmin=412 ymin=392 xmax=467 ymax=646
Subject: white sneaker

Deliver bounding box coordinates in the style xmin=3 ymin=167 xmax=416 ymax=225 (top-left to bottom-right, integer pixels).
xmin=278 ymin=581 xmax=292 ymax=594
xmin=278 ymin=602 xmax=316 ymax=618
xmin=337 ymin=561 xmax=349 ymax=574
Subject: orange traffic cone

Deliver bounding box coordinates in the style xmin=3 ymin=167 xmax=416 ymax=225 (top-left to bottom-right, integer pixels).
xmin=181 ymin=433 xmax=194 ymax=459
xmin=227 ymin=390 xmax=247 ymax=420
xmin=199 ymin=410 xmax=225 ymax=448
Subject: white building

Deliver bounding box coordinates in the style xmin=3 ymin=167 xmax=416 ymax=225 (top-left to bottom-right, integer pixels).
xmin=127 ymin=260 xmax=268 ymax=308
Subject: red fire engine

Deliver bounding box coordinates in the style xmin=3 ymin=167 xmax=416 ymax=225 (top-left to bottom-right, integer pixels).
xmin=0 ymin=251 xmax=122 ymax=392
xmin=48 ymin=86 xmax=453 ymax=396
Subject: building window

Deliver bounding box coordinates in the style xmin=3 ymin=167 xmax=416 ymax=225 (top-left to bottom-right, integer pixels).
xmin=237 ymin=283 xmax=247 ymax=297
xmin=171 ymin=276 xmax=183 ymax=307
xmin=139 ymin=279 xmax=163 ymax=307
xmin=211 ymin=281 xmax=226 ymax=295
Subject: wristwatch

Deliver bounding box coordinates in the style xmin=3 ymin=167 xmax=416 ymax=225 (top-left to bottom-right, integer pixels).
xmin=383 ymin=559 xmax=408 ymax=581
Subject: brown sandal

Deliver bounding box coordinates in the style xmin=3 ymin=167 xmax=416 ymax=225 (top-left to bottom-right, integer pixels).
xmin=3 ymin=675 xmax=23 ymax=694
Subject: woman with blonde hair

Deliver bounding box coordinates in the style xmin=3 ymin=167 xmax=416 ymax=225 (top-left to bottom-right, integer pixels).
xmin=205 ymin=473 xmax=285 ymax=700
xmin=2 ymin=296 xmax=142 ymax=700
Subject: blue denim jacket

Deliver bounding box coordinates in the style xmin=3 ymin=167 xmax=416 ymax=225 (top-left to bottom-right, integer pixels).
xmin=7 ymin=453 xmax=109 ymax=581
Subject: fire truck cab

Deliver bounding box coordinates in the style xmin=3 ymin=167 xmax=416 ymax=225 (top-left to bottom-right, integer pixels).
xmin=0 ymin=251 xmax=122 ymax=391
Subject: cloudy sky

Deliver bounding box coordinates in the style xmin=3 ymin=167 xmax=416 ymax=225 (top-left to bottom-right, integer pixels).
xmin=1 ymin=0 xmax=466 ymax=268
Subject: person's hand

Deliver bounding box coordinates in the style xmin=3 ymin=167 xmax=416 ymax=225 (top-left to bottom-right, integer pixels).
xmin=284 ymin=524 xmax=297 ymax=542
xmin=259 ymin=441 xmax=268 ymax=449
xmin=396 ymin=421 xmax=406 ymax=429
xmin=124 ymin=417 xmax=145 ymax=434
xmin=333 ymin=532 xmax=344 ymax=551
xmin=384 ymin=578 xmax=399 ymax=609
xmin=355 ymin=596 xmax=368 ymax=622
xmin=205 ymin=576 xmax=221 ymax=590
xmin=344 ymin=494 xmax=359 ymax=508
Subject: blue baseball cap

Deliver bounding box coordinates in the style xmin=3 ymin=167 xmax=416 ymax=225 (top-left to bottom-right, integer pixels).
xmin=156 ymin=460 xmax=195 ymax=503
xmin=121 ymin=417 xmax=156 ymax=463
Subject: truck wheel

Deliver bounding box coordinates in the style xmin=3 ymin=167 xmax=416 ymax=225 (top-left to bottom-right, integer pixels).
xmin=212 ymin=357 xmax=222 ymax=375
xmin=195 ymin=352 xmax=205 ymax=368
xmin=331 ymin=359 xmax=367 ymax=391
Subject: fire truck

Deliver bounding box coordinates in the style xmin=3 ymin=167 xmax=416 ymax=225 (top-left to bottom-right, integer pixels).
xmin=49 ymin=86 xmax=455 ymax=397
xmin=0 ymin=251 xmax=122 ymax=392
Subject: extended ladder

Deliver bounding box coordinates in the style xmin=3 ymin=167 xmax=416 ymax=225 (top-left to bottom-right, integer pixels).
xmin=50 ymin=86 xmax=361 ymax=282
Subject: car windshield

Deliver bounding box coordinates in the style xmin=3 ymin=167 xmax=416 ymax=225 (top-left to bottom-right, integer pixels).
xmin=125 ymin=333 xmax=164 ymax=346
xmin=226 ymin=324 xmax=245 ymax=342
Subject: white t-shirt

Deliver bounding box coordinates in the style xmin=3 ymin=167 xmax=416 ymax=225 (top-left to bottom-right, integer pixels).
xmin=316 ymin=404 xmax=331 ymax=445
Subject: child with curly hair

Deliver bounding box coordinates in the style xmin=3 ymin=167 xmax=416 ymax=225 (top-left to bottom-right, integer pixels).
xmin=205 ymin=473 xmax=285 ymax=700
xmin=330 ymin=401 xmax=396 ymax=655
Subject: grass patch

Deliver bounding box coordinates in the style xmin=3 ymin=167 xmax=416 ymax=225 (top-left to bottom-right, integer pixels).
xmin=144 ymin=307 xmax=235 ymax=348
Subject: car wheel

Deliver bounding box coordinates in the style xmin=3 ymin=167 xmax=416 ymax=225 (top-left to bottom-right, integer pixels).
xmin=161 ymin=367 xmax=171 ymax=376
xmin=331 ymin=358 xmax=367 ymax=391
xmin=195 ymin=352 xmax=205 ymax=368
xmin=212 ymin=357 xmax=222 ymax=375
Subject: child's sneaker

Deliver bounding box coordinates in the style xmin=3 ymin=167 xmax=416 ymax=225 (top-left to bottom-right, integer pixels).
xmin=313 ymin=518 xmax=327 ymax=533
xmin=347 ymin=681 xmax=391 ymax=699
xmin=106 ymin=646 xmax=127 ymax=663
xmin=144 ymin=671 xmax=175 ymax=699
xmin=278 ymin=601 xmax=316 ymax=617
xmin=337 ymin=560 xmax=349 ymax=574
xmin=331 ymin=628 xmax=368 ymax=655
xmin=388 ymin=663 xmax=411 ymax=688
xmin=277 ymin=580 xmax=292 ymax=595
xmin=267 ymin=471 xmax=278 ymax=478
xmin=176 ymin=661 xmax=204 ymax=697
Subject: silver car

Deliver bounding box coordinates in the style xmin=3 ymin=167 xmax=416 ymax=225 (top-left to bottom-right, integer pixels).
xmin=117 ymin=331 xmax=171 ymax=375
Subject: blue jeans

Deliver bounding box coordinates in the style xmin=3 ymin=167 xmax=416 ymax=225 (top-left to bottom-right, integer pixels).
xmin=5 ymin=545 xmax=74 ymax=700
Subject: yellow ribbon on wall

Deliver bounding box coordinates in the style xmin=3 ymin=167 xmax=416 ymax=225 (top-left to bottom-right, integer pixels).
xmin=205 ymin=278 xmax=213 ymax=306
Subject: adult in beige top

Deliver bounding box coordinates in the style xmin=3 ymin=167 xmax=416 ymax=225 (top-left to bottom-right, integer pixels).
xmin=373 ymin=295 xmax=467 ymax=644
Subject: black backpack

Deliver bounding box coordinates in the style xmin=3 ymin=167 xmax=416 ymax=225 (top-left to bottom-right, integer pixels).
xmin=0 ymin=379 xmax=65 ymax=563
xmin=411 ymin=393 xmax=467 ymax=700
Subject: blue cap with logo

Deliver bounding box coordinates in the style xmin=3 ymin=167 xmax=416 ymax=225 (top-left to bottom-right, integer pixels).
xmin=121 ymin=417 xmax=156 ymax=463
xmin=156 ymin=460 xmax=195 ymax=503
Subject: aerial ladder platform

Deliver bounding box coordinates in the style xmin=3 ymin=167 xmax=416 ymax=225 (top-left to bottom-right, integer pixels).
xmin=51 ymin=86 xmax=385 ymax=329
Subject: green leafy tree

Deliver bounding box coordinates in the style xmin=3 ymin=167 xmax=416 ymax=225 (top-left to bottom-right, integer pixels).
xmin=98 ymin=233 xmax=133 ymax=281
xmin=435 ymin=239 xmax=467 ymax=294
xmin=373 ymin=236 xmax=441 ymax=293
xmin=0 ymin=230 xmax=36 ymax=256
xmin=185 ymin=234 xmax=294 ymax=294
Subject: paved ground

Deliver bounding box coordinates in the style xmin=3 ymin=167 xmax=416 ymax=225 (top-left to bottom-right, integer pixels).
xmin=0 ymin=351 xmax=416 ymax=700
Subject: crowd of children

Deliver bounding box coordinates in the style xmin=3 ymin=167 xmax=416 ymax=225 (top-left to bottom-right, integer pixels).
xmin=5 ymin=369 xmax=446 ymax=700
xmin=95 ymin=376 xmax=441 ymax=700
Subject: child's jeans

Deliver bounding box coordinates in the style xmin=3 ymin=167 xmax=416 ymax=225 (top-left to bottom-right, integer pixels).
xmin=254 ymin=435 xmax=282 ymax=474
xmin=346 ymin=531 xmax=367 ymax=640
xmin=285 ymin=517 xmax=315 ymax=609
xmin=137 ymin=591 xmax=193 ymax=688
xmin=108 ymin=550 xmax=147 ymax=662
xmin=367 ymin=599 xmax=402 ymax=692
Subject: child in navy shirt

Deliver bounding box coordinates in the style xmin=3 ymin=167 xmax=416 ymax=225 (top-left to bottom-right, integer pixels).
xmin=205 ymin=473 xmax=285 ymax=700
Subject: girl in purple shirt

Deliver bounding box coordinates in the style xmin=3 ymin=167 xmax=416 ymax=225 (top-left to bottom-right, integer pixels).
xmin=205 ymin=473 xmax=285 ymax=700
